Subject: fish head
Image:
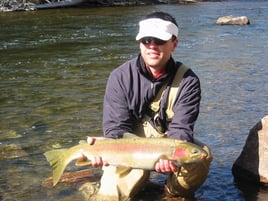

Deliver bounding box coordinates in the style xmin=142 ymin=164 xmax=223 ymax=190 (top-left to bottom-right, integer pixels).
xmin=172 ymin=143 xmax=208 ymax=164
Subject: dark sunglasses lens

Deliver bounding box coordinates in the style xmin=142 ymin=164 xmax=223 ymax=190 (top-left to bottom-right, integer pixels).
xmin=154 ymin=38 xmax=166 ymax=45
xmin=141 ymin=37 xmax=167 ymax=45
xmin=141 ymin=37 xmax=152 ymax=44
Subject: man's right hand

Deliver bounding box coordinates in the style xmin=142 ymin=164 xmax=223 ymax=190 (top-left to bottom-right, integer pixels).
xmin=87 ymin=136 xmax=109 ymax=167
xmin=155 ymin=159 xmax=180 ymax=173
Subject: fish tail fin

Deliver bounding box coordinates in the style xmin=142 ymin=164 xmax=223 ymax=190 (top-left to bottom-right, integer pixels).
xmin=44 ymin=149 xmax=68 ymax=186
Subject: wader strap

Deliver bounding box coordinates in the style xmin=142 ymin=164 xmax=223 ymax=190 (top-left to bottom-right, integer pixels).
xmin=166 ymin=64 xmax=189 ymax=120
xmin=149 ymin=82 xmax=168 ymax=113
xmin=136 ymin=64 xmax=189 ymax=137
xmin=149 ymin=64 xmax=189 ymax=119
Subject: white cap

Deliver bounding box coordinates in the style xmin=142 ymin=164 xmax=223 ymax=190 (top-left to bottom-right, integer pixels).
xmin=136 ymin=18 xmax=179 ymax=41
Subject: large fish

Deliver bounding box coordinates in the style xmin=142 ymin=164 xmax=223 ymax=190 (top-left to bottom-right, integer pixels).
xmin=44 ymin=137 xmax=208 ymax=186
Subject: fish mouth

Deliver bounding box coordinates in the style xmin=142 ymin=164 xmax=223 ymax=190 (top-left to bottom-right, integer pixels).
xmin=200 ymin=153 xmax=207 ymax=160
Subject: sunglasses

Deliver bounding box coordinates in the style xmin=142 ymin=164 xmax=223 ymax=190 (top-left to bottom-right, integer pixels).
xmin=140 ymin=37 xmax=167 ymax=45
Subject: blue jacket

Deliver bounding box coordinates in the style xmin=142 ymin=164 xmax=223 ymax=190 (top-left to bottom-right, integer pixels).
xmin=102 ymin=54 xmax=201 ymax=142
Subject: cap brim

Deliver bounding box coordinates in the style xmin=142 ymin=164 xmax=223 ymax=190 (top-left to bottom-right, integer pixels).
xmin=136 ymin=18 xmax=178 ymax=41
xmin=136 ymin=31 xmax=172 ymax=41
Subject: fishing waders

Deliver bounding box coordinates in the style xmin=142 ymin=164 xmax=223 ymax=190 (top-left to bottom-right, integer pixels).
xmin=97 ymin=64 xmax=212 ymax=200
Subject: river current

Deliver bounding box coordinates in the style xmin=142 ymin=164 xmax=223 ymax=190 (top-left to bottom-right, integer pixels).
xmin=1 ymin=1 xmax=268 ymax=200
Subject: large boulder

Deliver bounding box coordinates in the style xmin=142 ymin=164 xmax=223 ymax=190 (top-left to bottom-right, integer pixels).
xmin=216 ymin=15 xmax=250 ymax=25
xmin=232 ymin=115 xmax=268 ymax=185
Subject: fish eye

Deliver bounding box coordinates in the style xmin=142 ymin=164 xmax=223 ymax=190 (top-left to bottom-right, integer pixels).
xmin=191 ymin=149 xmax=200 ymax=154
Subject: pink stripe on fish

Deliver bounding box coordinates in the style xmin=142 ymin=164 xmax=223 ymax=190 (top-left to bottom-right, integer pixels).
xmin=94 ymin=143 xmax=167 ymax=153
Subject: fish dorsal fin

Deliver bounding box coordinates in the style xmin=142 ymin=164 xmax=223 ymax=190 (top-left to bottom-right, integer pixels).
xmin=78 ymin=139 xmax=87 ymax=144
xmin=123 ymin=132 xmax=140 ymax=139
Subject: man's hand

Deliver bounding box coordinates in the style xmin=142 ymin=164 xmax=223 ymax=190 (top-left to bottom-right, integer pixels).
xmin=87 ymin=136 xmax=109 ymax=167
xmin=155 ymin=159 xmax=180 ymax=173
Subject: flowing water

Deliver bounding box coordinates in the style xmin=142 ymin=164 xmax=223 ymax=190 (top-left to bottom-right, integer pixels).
xmin=1 ymin=0 xmax=268 ymax=200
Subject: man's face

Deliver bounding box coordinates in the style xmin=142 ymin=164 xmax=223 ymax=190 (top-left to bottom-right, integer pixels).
xmin=139 ymin=37 xmax=178 ymax=70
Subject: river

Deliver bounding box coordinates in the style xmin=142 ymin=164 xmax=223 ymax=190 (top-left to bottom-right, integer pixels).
xmin=1 ymin=0 xmax=268 ymax=200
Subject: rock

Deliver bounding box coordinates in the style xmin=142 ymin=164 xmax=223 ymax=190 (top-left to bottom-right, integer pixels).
xmin=79 ymin=181 xmax=100 ymax=201
xmin=159 ymin=0 xmax=199 ymax=3
xmin=0 ymin=143 xmax=28 ymax=160
xmin=216 ymin=15 xmax=250 ymax=25
xmin=232 ymin=115 xmax=268 ymax=185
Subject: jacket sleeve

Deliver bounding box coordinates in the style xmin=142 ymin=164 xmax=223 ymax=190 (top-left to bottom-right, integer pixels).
xmin=102 ymin=70 xmax=134 ymax=139
xmin=167 ymin=69 xmax=201 ymax=142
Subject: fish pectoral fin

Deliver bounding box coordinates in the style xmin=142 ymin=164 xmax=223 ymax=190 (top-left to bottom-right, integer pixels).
xmin=75 ymin=155 xmax=92 ymax=167
xmin=172 ymin=160 xmax=182 ymax=167
xmin=116 ymin=167 xmax=132 ymax=177
xmin=158 ymin=155 xmax=169 ymax=161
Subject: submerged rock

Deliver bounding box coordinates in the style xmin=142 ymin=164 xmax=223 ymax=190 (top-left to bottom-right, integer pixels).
xmin=0 ymin=130 xmax=22 ymax=141
xmin=216 ymin=15 xmax=250 ymax=25
xmin=232 ymin=115 xmax=268 ymax=185
xmin=0 ymin=144 xmax=28 ymax=160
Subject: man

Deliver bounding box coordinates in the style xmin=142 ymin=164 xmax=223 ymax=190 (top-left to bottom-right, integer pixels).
xmin=88 ymin=12 xmax=212 ymax=200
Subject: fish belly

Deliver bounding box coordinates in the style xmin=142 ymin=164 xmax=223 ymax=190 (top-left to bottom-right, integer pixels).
xmin=101 ymin=151 xmax=163 ymax=170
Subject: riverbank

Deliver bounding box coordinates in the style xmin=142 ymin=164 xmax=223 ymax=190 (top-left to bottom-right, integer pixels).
xmin=0 ymin=0 xmax=220 ymax=12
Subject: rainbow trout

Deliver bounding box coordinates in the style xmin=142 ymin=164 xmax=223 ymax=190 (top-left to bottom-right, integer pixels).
xmin=44 ymin=137 xmax=207 ymax=186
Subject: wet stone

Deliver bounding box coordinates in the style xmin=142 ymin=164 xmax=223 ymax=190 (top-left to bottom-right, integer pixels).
xmin=232 ymin=115 xmax=268 ymax=185
xmin=216 ymin=15 xmax=250 ymax=25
